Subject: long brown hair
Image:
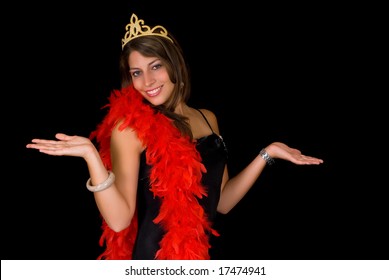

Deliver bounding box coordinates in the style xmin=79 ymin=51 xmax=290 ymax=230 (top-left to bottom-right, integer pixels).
xmin=120 ymin=35 xmax=193 ymax=139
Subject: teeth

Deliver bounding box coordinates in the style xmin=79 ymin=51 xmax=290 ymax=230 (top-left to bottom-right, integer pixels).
xmin=147 ymin=87 xmax=160 ymax=96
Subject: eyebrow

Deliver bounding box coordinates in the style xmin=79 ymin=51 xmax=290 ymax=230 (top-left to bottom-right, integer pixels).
xmin=129 ymin=58 xmax=160 ymax=71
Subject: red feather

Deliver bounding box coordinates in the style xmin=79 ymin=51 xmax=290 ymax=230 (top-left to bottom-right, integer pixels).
xmin=90 ymin=85 xmax=218 ymax=260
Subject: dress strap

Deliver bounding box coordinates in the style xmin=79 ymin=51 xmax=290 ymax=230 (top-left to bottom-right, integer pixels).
xmin=196 ymin=109 xmax=214 ymax=133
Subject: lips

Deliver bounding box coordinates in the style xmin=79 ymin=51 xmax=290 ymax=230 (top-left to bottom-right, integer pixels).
xmin=146 ymin=86 xmax=162 ymax=97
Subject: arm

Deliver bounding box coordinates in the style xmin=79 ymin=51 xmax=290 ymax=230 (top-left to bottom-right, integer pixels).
xmin=199 ymin=110 xmax=324 ymax=215
xmin=94 ymin=122 xmax=143 ymax=231
xmin=26 ymin=121 xmax=144 ymax=232
xmin=217 ymin=141 xmax=323 ymax=214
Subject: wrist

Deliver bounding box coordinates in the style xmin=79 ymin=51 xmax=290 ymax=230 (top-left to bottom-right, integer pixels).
xmin=86 ymin=171 xmax=115 ymax=192
xmin=259 ymin=148 xmax=275 ymax=166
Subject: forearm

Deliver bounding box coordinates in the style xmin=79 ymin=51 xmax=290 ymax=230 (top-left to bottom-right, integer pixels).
xmin=217 ymin=153 xmax=267 ymax=214
xmin=84 ymin=145 xmax=133 ymax=232
xmin=93 ymin=186 xmax=133 ymax=232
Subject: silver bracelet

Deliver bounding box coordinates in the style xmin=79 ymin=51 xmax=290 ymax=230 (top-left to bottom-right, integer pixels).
xmin=259 ymin=148 xmax=275 ymax=166
xmin=86 ymin=171 xmax=115 ymax=192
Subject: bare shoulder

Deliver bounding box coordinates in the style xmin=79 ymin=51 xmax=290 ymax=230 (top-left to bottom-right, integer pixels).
xmin=197 ymin=108 xmax=220 ymax=133
xmin=111 ymin=119 xmax=144 ymax=153
xmin=198 ymin=108 xmax=217 ymax=120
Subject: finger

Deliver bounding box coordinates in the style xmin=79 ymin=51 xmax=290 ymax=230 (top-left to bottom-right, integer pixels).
xmin=304 ymin=158 xmax=324 ymax=164
xmin=35 ymin=148 xmax=67 ymax=156
xmin=293 ymin=157 xmax=323 ymax=165
xmin=55 ymin=133 xmax=72 ymax=140
xmin=304 ymin=156 xmax=324 ymax=163
xmin=31 ymin=139 xmax=63 ymax=145
xmin=27 ymin=141 xmax=68 ymax=151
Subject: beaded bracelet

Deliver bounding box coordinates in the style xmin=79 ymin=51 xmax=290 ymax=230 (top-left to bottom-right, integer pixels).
xmin=259 ymin=148 xmax=275 ymax=166
xmin=86 ymin=171 xmax=115 ymax=192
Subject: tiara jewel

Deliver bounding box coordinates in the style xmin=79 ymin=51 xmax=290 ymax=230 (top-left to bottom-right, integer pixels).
xmin=122 ymin=13 xmax=173 ymax=49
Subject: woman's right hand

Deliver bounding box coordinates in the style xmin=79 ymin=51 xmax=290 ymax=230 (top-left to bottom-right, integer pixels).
xmin=26 ymin=133 xmax=97 ymax=160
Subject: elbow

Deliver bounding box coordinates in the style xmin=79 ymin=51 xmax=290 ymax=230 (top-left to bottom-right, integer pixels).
xmin=104 ymin=207 xmax=135 ymax=232
xmin=106 ymin=219 xmax=132 ymax=233
xmin=217 ymin=205 xmax=231 ymax=215
xmin=110 ymin=225 xmax=129 ymax=233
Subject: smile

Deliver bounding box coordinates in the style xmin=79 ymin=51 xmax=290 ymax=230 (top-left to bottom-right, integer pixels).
xmin=146 ymin=86 xmax=162 ymax=97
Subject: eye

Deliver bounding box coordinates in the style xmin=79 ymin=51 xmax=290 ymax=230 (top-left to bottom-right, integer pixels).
xmin=152 ymin=63 xmax=162 ymax=70
xmin=130 ymin=70 xmax=141 ymax=78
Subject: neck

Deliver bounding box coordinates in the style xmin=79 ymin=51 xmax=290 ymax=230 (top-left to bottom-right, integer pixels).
xmin=174 ymin=102 xmax=190 ymax=116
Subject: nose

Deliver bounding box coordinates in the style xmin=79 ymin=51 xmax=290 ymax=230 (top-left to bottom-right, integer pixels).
xmin=143 ymin=72 xmax=156 ymax=87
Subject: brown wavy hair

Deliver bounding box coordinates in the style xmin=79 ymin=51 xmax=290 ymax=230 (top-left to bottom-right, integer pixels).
xmin=120 ymin=35 xmax=193 ymax=139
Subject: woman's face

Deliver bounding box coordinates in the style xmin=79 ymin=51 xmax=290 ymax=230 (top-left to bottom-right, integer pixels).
xmin=128 ymin=50 xmax=175 ymax=106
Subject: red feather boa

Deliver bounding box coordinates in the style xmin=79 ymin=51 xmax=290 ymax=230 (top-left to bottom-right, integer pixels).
xmin=89 ymin=85 xmax=218 ymax=260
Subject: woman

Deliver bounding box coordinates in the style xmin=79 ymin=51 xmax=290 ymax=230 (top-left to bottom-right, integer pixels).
xmin=26 ymin=13 xmax=323 ymax=260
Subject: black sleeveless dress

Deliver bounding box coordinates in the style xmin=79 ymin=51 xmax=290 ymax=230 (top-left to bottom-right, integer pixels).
xmin=132 ymin=110 xmax=228 ymax=259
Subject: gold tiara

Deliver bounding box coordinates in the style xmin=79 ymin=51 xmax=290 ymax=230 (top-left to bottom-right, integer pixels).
xmin=122 ymin=13 xmax=173 ymax=49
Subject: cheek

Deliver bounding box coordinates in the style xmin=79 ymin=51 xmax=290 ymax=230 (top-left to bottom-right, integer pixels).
xmin=160 ymin=70 xmax=172 ymax=83
xmin=132 ymin=79 xmax=142 ymax=91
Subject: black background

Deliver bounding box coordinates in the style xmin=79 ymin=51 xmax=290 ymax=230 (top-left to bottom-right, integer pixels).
xmin=3 ymin=1 xmax=386 ymax=260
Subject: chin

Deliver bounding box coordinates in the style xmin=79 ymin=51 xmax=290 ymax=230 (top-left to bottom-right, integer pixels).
xmin=146 ymin=95 xmax=169 ymax=106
